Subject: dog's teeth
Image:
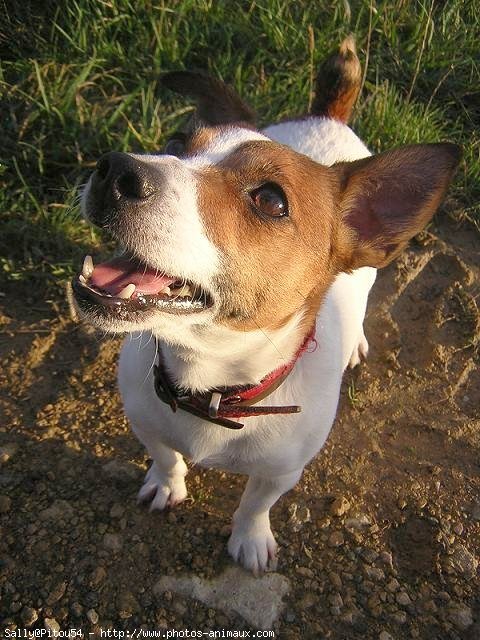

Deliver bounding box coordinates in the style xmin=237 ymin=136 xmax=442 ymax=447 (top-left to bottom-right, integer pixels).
xmin=82 ymin=255 xmax=94 ymax=279
xmin=160 ymin=286 xmax=171 ymax=296
xmin=117 ymin=283 xmax=136 ymax=299
xmin=79 ymin=274 xmax=87 ymax=284
xmin=171 ymin=285 xmax=192 ymax=298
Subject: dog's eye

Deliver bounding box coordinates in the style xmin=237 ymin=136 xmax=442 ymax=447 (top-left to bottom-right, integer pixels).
xmin=164 ymin=135 xmax=186 ymax=156
xmin=249 ymin=183 xmax=288 ymax=218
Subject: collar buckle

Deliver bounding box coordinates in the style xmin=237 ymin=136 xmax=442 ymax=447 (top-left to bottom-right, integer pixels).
xmin=208 ymin=391 xmax=222 ymax=418
xmin=153 ymin=324 xmax=316 ymax=429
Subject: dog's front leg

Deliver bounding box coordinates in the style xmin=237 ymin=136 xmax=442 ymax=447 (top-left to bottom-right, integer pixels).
xmin=134 ymin=429 xmax=188 ymax=511
xmin=228 ymin=468 xmax=302 ymax=574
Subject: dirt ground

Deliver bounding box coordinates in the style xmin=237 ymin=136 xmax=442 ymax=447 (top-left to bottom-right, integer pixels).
xmin=0 ymin=213 xmax=479 ymax=639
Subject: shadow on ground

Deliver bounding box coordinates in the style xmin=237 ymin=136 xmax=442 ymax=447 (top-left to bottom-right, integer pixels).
xmin=1 ymin=214 xmax=479 ymax=639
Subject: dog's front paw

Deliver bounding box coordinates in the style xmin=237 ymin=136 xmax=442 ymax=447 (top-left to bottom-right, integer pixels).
xmin=349 ymin=331 xmax=369 ymax=368
xmin=137 ymin=462 xmax=187 ymax=511
xmin=228 ymin=518 xmax=278 ymax=574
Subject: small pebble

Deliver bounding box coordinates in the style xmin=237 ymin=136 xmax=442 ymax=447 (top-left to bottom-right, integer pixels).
xmin=386 ymin=578 xmax=400 ymax=593
xmin=391 ymin=611 xmax=407 ymax=624
xmin=379 ymin=551 xmax=394 ymax=568
xmin=103 ymin=533 xmax=123 ymax=552
xmin=341 ymin=611 xmax=354 ymax=625
xmin=345 ymin=515 xmax=370 ymax=529
xmin=328 ymin=593 xmax=343 ymax=608
xmin=437 ymin=591 xmax=450 ymax=602
xmin=470 ymin=503 xmax=480 ymax=521
xmin=87 ymin=609 xmax=99 ymax=625
xmin=299 ymin=593 xmax=316 ymax=609
xmin=0 ymin=495 xmax=12 ymax=513
xmin=109 ymin=503 xmax=125 ymax=519
xmin=0 ymin=443 xmax=18 ymax=463
xmin=328 ymin=531 xmax=344 ymax=547
xmin=328 ymin=571 xmax=342 ymax=589
xmin=423 ymin=599 xmax=437 ymax=612
xmin=449 ymin=605 xmax=473 ymax=630
xmin=416 ymin=497 xmax=427 ymax=509
xmin=117 ymin=590 xmax=140 ymax=618
xmin=358 ymin=547 xmax=378 ymax=564
xmin=39 ymin=499 xmax=74 ymax=521
xmin=284 ymin=610 xmax=296 ymax=623
xmin=89 ymin=566 xmax=107 ymax=589
xmin=296 ymin=566 xmax=314 ymax=578
xmin=379 ymin=632 xmax=394 ymax=640
xmin=447 ymin=544 xmax=478 ymax=579
xmin=330 ymin=496 xmax=351 ymax=517
xmin=21 ymin=607 xmax=38 ymax=627
xmin=47 ymin=581 xmax=67 ymax=605
xmin=396 ymin=591 xmax=411 ymax=606
xmin=44 ymin=618 xmax=60 ymax=634
xmin=365 ymin=566 xmax=385 ymax=581
xmin=288 ymin=503 xmax=311 ymax=532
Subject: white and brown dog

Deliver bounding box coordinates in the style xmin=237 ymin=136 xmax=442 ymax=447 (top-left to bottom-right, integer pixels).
xmin=73 ymin=39 xmax=460 ymax=573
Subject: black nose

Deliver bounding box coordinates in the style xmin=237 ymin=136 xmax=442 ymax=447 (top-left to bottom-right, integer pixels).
xmin=95 ymin=151 xmax=157 ymax=199
xmin=87 ymin=151 xmax=161 ymax=226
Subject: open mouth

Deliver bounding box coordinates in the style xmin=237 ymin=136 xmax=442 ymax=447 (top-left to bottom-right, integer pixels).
xmin=72 ymin=253 xmax=213 ymax=316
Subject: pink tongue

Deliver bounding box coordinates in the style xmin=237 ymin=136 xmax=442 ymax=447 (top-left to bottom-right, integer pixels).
xmin=90 ymin=256 xmax=176 ymax=296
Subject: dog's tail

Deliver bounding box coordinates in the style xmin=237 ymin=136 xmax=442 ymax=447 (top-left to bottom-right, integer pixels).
xmin=311 ymin=35 xmax=362 ymax=124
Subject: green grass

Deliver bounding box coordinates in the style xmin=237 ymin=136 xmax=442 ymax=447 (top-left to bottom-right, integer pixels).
xmin=1 ymin=0 xmax=478 ymax=295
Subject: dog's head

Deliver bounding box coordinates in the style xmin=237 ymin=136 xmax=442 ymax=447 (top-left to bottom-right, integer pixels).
xmin=73 ymin=43 xmax=460 ymax=343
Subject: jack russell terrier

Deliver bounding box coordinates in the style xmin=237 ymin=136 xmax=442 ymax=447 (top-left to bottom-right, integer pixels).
xmin=72 ymin=38 xmax=460 ymax=573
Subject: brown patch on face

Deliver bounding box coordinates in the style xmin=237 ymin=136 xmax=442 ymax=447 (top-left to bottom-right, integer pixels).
xmin=185 ymin=128 xmax=221 ymax=155
xmin=194 ymin=139 xmax=345 ymax=332
xmin=189 ymin=134 xmax=460 ymax=334
xmin=311 ymin=35 xmax=362 ymax=123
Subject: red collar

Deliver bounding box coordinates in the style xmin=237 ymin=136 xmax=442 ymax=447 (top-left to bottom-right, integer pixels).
xmin=153 ymin=324 xmax=317 ymax=430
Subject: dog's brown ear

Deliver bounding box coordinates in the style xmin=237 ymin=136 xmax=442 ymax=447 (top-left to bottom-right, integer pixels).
xmin=334 ymin=143 xmax=462 ymax=270
xmin=161 ymin=71 xmax=255 ymax=127
xmin=311 ymin=35 xmax=362 ymax=123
